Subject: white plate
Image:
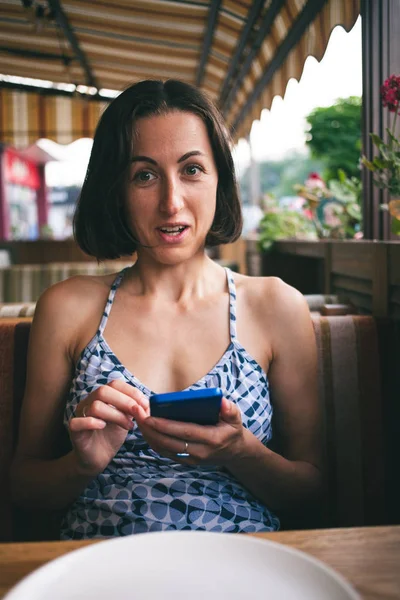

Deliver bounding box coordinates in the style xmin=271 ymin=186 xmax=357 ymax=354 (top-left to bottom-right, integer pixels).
xmin=5 ymin=531 xmax=360 ymax=600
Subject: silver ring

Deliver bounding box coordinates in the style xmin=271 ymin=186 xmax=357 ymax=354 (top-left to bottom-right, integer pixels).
xmin=176 ymin=440 xmax=190 ymax=458
xmin=82 ymin=405 xmax=89 ymax=418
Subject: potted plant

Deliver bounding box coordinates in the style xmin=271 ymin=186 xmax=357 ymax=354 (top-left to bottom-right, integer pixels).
xmin=362 ymin=74 xmax=400 ymax=234
xmin=294 ymin=172 xmax=362 ymax=239
xmin=258 ymin=195 xmax=317 ymax=251
xmin=325 ymin=169 xmax=362 ymax=238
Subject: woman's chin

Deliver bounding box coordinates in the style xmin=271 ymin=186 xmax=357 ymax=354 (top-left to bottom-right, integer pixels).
xmin=140 ymin=245 xmax=204 ymax=266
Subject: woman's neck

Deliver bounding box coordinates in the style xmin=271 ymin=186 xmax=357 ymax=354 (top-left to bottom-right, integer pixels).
xmin=125 ymin=251 xmax=224 ymax=304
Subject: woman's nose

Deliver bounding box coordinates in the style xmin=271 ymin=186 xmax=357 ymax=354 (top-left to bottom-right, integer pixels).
xmin=160 ymin=178 xmax=185 ymax=215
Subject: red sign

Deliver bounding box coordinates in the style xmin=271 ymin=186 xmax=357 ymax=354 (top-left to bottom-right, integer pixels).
xmin=3 ymin=149 xmax=40 ymax=189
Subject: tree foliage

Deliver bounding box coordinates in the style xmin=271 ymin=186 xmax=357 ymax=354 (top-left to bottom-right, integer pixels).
xmin=305 ymin=96 xmax=362 ymax=181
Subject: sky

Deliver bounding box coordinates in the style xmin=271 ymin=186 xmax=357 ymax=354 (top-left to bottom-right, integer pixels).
xmin=42 ymin=17 xmax=362 ymax=187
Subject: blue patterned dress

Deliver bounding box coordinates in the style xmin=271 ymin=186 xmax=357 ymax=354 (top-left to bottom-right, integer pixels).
xmin=60 ymin=268 xmax=280 ymax=538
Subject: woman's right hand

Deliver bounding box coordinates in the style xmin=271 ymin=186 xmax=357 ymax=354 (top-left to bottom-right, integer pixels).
xmin=68 ymin=380 xmax=148 ymax=477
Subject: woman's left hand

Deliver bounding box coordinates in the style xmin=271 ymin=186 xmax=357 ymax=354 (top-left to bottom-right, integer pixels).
xmin=132 ymin=397 xmax=245 ymax=466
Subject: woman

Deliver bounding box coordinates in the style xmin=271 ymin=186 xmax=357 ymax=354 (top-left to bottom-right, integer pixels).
xmin=11 ymin=80 xmax=321 ymax=538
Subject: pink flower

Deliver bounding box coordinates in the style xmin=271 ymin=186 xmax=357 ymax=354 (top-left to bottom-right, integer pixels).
xmin=305 ymin=172 xmax=326 ymax=190
xmin=307 ymin=172 xmax=323 ymax=181
xmin=381 ymin=74 xmax=400 ymax=113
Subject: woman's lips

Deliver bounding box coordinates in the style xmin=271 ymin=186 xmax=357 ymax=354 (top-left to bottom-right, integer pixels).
xmin=156 ymin=225 xmax=190 ymax=243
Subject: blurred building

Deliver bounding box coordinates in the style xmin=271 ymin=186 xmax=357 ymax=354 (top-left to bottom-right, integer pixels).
xmin=0 ymin=143 xmax=58 ymax=240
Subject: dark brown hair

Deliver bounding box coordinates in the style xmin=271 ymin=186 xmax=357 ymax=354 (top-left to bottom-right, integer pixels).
xmin=74 ymin=79 xmax=242 ymax=259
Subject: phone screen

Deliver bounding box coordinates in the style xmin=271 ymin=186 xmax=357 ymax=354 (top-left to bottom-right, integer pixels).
xmin=150 ymin=387 xmax=223 ymax=425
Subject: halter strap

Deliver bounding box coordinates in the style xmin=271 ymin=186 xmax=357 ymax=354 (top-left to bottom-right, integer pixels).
xmin=226 ymin=268 xmax=237 ymax=341
xmin=98 ymin=268 xmax=129 ymax=335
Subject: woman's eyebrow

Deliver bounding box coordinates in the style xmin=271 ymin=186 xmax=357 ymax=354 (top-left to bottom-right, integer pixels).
xmin=131 ymin=156 xmax=157 ymax=165
xmin=130 ymin=150 xmax=205 ymax=165
xmin=177 ymin=150 xmax=205 ymax=163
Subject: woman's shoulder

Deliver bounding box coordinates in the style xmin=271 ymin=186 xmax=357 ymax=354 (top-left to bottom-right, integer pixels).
xmin=30 ymin=271 xmax=122 ymax=361
xmin=233 ymin=273 xmax=309 ymax=326
xmin=34 ymin=271 xmax=119 ymax=332
xmin=234 ymin=273 xmax=304 ymax=303
xmin=39 ymin=272 xmax=116 ymax=308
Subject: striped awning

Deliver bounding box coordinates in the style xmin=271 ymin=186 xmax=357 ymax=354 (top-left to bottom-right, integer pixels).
xmin=0 ymin=0 xmax=360 ymax=147
xmin=0 ymin=89 xmax=106 ymax=147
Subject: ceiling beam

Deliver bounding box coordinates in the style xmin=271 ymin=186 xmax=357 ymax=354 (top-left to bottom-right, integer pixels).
xmin=160 ymin=0 xmax=212 ymax=7
xmin=218 ymin=0 xmax=265 ymax=107
xmin=221 ymin=0 xmax=285 ymax=116
xmin=195 ymin=0 xmax=222 ymax=87
xmin=164 ymin=0 xmax=246 ymax=23
xmin=231 ymin=0 xmax=329 ymax=134
xmin=0 ymin=46 xmax=73 ymax=63
xmin=46 ymin=0 xmax=98 ymax=88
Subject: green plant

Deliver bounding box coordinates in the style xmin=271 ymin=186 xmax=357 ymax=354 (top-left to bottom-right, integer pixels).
xmin=40 ymin=224 xmax=54 ymax=239
xmin=294 ymin=172 xmax=335 ymax=238
xmin=294 ymin=171 xmax=362 ymax=239
xmin=258 ymin=204 xmax=316 ymax=251
xmin=362 ymin=74 xmax=400 ymax=234
xmin=326 ymin=169 xmax=362 ymax=237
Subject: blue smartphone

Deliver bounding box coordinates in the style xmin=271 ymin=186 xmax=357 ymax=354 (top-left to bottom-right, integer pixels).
xmin=150 ymin=387 xmax=223 ymax=425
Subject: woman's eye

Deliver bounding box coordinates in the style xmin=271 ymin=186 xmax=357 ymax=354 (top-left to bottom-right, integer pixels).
xmin=184 ymin=164 xmax=202 ymax=176
xmin=134 ymin=170 xmax=156 ymax=183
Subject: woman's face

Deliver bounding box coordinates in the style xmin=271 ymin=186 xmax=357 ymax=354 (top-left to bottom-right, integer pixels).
xmin=126 ymin=110 xmax=219 ymax=265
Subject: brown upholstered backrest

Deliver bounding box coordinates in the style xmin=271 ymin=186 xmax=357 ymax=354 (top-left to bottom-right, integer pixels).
xmin=0 ymin=318 xmax=68 ymax=542
xmin=0 ymin=318 xmax=31 ymax=541
xmin=312 ymin=315 xmax=386 ymax=528
xmin=0 ymin=316 xmax=396 ymax=541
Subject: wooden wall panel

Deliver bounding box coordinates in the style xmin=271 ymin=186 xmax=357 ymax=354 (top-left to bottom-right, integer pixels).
xmin=0 ymin=240 xmax=135 ymax=264
xmin=330 ymin=242 xmax=388 ymax=317
xmin=332 ymin=273 xmax=373 ymax=314
xmin=246 ymin=238 xmax=398 ymax=318
xmin=388 ymin=245 xmax=400 ymax=318
xmin=331 ymin=243 xmax=374 ymax=279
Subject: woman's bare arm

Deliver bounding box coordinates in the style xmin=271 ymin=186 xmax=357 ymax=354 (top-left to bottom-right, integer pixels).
xmin=10 ymin=279 xmax=99 ymax=509
xmin=11 ymin=275 xmax=148 ymax=511
xmin=224 ymin=277 xmax=322 ymax=511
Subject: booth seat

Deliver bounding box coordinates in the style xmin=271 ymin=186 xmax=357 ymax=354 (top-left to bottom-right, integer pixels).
xmin=0 ymin=261 xmax=134 ymax=303
xmin=0 ymin=303 xmax=36 ymax=318
xmin=304 ymin=295 xmax=342 ymax=311
xmin=0 ymin=316 xmax=398 ymax=542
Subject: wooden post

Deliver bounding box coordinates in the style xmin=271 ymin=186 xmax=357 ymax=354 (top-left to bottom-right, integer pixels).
xmin=372 ymin=243 xmax=389 ymax=317
xmin=36 ymin=165 xmax=48 ymax=233
xmin=361 ymin=0 xmax=400 ymax=240
xmin=324 ymin=242 xmax=332 ymax=295
xmin=0 ymin=146 xmax=9 ymax=240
